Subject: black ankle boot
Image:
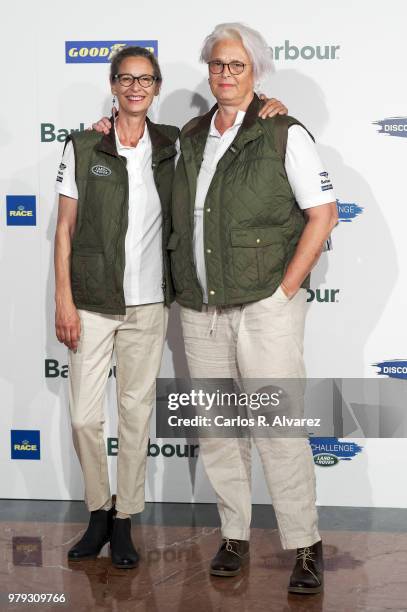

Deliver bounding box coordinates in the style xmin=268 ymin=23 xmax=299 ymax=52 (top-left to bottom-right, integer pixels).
xmin=210 ymin=538 xmax=250 ymax=577
xmin=110 ymin=518 xmax=139 ymax=569
xmin=288 ymin=539 xmax=324 ymax=594
xmin=68 ymin=505 xmax=116 ymax=561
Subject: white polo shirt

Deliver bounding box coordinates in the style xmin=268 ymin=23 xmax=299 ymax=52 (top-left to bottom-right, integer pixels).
xmin=56 ymin=125 xmax=164 ymax=306
xmin=194 ymin=110 xmax=336 ymax=302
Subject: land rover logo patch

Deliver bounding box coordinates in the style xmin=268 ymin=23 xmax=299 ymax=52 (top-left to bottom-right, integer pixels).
xmin=313 ymin=453 xmax=338 ymax=467
xmin=91 ymin=164 xmax=111 ymax=177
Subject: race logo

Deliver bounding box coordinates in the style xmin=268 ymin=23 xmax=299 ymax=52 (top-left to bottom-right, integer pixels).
xmin=107 ymin=437 xmax=199 ymax=458
xmin=13 ymin=537 xmax=42 ymax=567
xmin=65 ymin=40 xmax=158 ymax=63
xmin=311 ymin=437 xmax=363 ymax=467
xmin=91 ymin=165 xmax=112 ymax=177
xmin=6 ymin=195 xmax=36 ymax=226
xmin=372 ymin=117 xmax=407 ymax=139
xmin=336 ymin=199 xmax=364 ymax=223
xmin=373 ymin=359 xmax=407 ymax=380
xmin=11 ymin=430 xmax=41 ymax=460
xmin=307 ymin=288 xmax=339 ymax=303
xmin=271 ymin=41 xmax=340 ymax=61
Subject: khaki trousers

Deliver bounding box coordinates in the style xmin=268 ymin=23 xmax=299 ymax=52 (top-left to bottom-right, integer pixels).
xmin=68 ymin=304 xmax=168 ymax=515
xmin=180 ymin=286 xmax=320 ymax=549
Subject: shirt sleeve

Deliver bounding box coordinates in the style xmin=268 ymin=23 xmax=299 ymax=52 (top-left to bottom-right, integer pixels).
xmin=284 ymin=125 xmax=336 ymax=209
xmin=55 ymin=140 xmax=79 ymax=199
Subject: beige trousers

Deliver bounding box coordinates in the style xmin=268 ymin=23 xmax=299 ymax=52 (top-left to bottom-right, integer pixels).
xmin=180 ymin=286 xmax=320 ymax=549
xmin=68 ymin=304 xmax=168 ymax=515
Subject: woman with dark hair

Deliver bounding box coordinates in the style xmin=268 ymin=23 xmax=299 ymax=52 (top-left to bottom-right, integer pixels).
xmin=54 ymin=46 xmax=178 ymax=569
xmin=56 ymin=44 xmax=286 ymax=570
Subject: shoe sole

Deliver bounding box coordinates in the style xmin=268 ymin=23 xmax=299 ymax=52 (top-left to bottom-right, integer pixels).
xmin=67 ymin=537 xmax=110 ymax=562
xmin=210 ymin=555 xmax=250 ymax=577
xmin=288 ymin=584 xmax=323 ymax=595
xmin=210 ymin=568 xmax=242 ymax=577
xmin=112 ymin=561 xmax=139 ymax=570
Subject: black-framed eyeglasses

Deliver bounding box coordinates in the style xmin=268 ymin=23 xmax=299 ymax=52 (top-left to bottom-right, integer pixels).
xmin=207 ymin=60 xmax=250 ymax=75
xmin=113 ymin=73 xmax=158 ymax=88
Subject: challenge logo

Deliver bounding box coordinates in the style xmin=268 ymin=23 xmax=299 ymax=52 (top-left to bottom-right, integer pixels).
xmin=372 ymin=117 xmax=407 ymax=139
xmin=373 ymin=359 xmax=407 ymax=380
xmin=336 ymin=199 xmax=364 ymax=223
xmin=271 ymin=40 xmax=340 ymax=61
xmin=311 ymin=437 xmax=363 ymax=467
xmin=307 ymin=288 xmax=339 ymax=303
xmin=6 ymin=196 xmax=36 ymax=226
xmin=11 ymin=430 xmax=41 ymax=460
xmin=91 ymin=165 xmax=111 ymax=177
xmin=65 ymin=40 xmax=158 ymax=63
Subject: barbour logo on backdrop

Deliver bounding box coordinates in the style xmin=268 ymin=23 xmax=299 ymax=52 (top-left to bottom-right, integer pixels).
xmin=91 ymin=164 xmax=112 ymax=177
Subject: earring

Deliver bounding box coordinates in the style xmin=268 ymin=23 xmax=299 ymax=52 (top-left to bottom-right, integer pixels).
xmin=112 ymin=94 xmax=117 ymax=108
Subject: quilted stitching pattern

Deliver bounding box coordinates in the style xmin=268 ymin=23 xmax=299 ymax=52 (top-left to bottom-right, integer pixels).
xmin=171 ymin=116 xmax=307 ymax=309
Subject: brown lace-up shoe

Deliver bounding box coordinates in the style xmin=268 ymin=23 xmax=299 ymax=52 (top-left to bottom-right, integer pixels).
xmin=288 ymin=539 xmax=324 ymax=594
xmin=210 ymin=538 xmax=250 ymax=577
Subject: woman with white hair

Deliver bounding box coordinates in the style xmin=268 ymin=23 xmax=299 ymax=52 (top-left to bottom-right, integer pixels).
xmin=169 ymin=22 xmax=338 ymax=594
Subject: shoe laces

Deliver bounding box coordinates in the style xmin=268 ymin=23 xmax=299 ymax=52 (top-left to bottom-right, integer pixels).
xmin=224 ymin=538 xmax=242 ymax=557
xmin=296 ymin=546 xmax=320 ymax=583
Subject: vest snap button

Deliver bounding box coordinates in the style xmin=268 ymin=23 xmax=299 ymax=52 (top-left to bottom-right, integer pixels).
xmin=206 ymin=208 xmax=211 ymax=213
xmin=209 ymin=290 xmax=215 ymax=295
xmin=206 ymin=248 xmax=212 ymax=254
xmin=256 ymin=238 xmax=261 ymax=244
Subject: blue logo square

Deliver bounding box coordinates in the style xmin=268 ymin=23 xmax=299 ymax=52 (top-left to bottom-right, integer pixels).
xmin=11 ymin=430 xmax=41 ymax=460
xmin=6 ymin=195 xmax=37 ymax=226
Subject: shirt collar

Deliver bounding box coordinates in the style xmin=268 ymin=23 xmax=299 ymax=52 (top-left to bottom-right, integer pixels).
xmin=209 ymin=109 xmax=246 ymax=137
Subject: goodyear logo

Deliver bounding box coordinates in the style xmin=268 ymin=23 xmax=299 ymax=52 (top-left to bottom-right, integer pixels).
xmin=11 ymin=430 xmax=41 ymax=460
xmin=373 ymin=359 xmax=407 ymax=380
xmin=6 ymin=195 xmax=36 ymax=226
xmin=372 ymin=117 xmax=407 ymax=139
xmin=336 ymin=198 xmax=364 ymax=223
xmin=65 ymin=40 xmax=158 ymax=63
xmin=310 ymin=437 xmax=363 ymax=467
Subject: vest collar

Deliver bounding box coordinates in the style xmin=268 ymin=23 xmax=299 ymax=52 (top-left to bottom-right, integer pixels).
xmin=185 ymin=93 xmax=262 ymax=138
xmin=95 ymin=115 xmax=176 ymax=157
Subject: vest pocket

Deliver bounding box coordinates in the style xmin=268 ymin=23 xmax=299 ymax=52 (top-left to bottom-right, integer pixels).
xmin=71 ymin=250 xmax=106 ymax=305
xmin=167 ymin=232 xmax=184 ymax=293
xmin=230 ymin=227 xmax=287 ymax=290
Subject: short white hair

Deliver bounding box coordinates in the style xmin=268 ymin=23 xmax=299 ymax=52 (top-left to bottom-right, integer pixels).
xmin=200 ymin=22 xmax=273 ymax=82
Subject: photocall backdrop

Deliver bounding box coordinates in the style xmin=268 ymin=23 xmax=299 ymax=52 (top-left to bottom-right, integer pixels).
xmin=1 ymin=0 xmax=407 ymax=509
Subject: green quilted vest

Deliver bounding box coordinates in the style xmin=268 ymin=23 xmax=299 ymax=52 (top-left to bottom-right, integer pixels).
xmin=68 ymin=118 xmax=179 ymax=314
xmin=169 ymin=94 xmax=312 ymax=311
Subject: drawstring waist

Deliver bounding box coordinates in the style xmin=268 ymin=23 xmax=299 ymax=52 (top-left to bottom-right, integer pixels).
xmin=202 ymin=304 xmax=243 ymax=337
